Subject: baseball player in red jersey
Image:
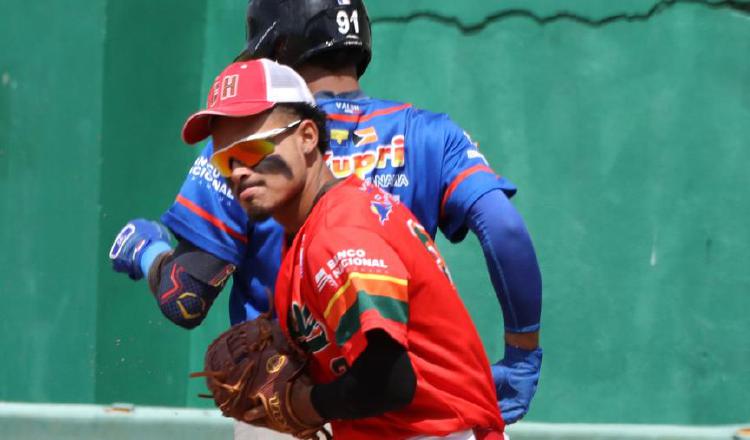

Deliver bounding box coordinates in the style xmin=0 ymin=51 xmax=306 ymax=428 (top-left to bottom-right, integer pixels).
xmin=275 ymin=176 xmax=504 ymax=439
xmin=182 ymin=58 xmax=506 ymax=439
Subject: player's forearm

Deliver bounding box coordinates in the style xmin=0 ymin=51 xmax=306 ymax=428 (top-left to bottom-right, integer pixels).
xmin=310 ymin=330 xmax=416 ymax=420
xmin=467 ymin=189 xmax=542 ymax=334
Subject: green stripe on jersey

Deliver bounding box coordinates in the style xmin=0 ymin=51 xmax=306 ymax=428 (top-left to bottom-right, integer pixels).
xmin=335 ymin=291 xmax=408 ymax=346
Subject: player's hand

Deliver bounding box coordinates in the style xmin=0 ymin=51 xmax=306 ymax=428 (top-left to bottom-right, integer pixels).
xmin=109 ymin=219 xmax=172 ymax=280
xmin=491 ymin=345 xmax=543 ymax=424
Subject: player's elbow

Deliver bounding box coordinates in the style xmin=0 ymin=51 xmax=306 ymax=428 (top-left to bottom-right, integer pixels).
xmin=153 ymin=261 xmax=221 ymax=330
xmin=385 ymin=375 xmax=416 ymax=411
xmin=361 ymin=330 xmax=417 ymax=412
xmin=312 ymin=331 xmax=416 ymax=420
xmin=492 ymin=197 xmax=529 ymax=240
xmin=169 ymin=315 xmax=205 ymax=330
xmin=157 ymin=294 xmax=210 ymax=330
xmin=499 ymin=214 xmax=536 ymax=254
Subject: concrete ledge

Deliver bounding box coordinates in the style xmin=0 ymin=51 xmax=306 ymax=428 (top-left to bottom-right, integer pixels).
xmin=0 ymin=402 xmax=233 ymax=440
xmin=1 ymin=402 xmax=747 ymax=440
xmin=507 ymin=422 xmax=747 ymax=440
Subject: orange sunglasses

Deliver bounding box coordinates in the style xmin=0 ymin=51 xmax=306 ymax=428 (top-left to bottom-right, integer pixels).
xmin=210 ymin=119 xmax=301 ymax=177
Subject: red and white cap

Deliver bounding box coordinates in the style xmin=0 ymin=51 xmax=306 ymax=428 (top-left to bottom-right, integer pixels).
xmin=181 ymin=58 xmax=315 ymax=144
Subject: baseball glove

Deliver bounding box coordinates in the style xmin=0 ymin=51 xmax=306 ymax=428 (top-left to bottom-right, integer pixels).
xmin=191 ymin=316 xmax=330 ymax=439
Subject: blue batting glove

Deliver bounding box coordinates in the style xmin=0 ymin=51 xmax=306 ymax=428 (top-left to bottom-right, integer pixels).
xmin=491 ymin=345 xmax=543 ymax=424
xmin=109 ymin=219 xmax=172 ymax=280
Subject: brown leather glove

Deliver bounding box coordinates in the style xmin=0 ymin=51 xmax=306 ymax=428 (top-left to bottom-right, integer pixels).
xmin=191 ymin=316 xmax=329 ymax=439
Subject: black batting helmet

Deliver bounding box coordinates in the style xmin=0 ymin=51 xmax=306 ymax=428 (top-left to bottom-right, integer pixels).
xmin=241 ymin=0 xmax=372 ymax=77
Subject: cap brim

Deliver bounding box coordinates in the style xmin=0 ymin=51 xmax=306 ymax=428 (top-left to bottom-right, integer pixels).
xmin=181 ymin=101 xmax=275 ymax=144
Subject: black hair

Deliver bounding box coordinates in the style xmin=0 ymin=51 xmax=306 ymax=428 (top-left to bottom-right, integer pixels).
xmin=304 ymin=48 xmax=363 ymax=74
xmin=234 ymin=48 xmax=362 ymax=75
xmin=275 ymin=102 xmax=329 ymax=154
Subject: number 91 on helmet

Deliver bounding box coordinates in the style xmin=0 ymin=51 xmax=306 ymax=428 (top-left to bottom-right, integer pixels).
xmin=239 ymin=0 xmax=372 ymax=78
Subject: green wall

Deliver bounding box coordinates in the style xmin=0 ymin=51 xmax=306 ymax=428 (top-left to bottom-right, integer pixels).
xmin=93 ymin=0 xmax=209 ymax=406
xmin=1 ymin=0 xmax=749 ymax=426
xmin=1 ymin=0 xmax=107 ymax=404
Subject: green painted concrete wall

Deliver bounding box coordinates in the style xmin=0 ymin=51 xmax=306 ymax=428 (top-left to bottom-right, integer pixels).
xmin=1 ymin=0 xmax=749 ymax=427
xmin=1 ymin=0 xmax=107 ymax=405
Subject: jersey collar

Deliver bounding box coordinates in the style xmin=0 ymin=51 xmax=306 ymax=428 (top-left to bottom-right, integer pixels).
xmin=314 ymin=89 xmax=368 ymax=101
xmin=285 ymin=177 xmax=345 ymax=248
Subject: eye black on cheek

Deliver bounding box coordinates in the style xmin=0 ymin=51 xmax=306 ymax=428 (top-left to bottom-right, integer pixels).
xmin=252 ymin=155 xmax=294 ymax=179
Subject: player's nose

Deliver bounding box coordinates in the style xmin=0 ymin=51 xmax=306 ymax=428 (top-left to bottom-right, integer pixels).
xmin=229 ymin=160 xmax=254 ymax=192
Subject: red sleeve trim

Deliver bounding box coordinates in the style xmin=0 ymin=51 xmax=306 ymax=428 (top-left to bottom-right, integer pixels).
xmin=175 ymin=194 xmax=248 ymax=244
xmin=327 ymin=103 xmax=412 ymax=123
xmin=440 ymin=164 xmax=497 ymax=218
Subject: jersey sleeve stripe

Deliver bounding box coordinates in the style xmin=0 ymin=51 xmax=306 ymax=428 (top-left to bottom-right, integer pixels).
xmin=323 ymin=273 xmax=408 ymax=319
xmin=175 ymin=194 xmax=248 ymax=244
xmin=334 ymin=293 xmax=408 ymax=346
xmin=324 ymin=277 xmax=408 ymax=334
xmin=440 ymin=164 xmax=497 ymax=218
xmin=326 ymin=103 xmax=412 ymax=123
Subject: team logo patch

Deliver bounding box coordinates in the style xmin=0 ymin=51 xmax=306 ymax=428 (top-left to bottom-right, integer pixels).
xmin=354 ymin=127 xmax=378 ymax=147
xmin=370 ymin=200 xmax=393 ymax=224
xmin=324 ymin=134 xmax=406 ymax=179
xmin=109 ymin=224 xmax=135 ymax=258
xmin=463 ymin=130 xmax=479 ymax=148
xmin=221 ymin=74 xmax=239 ymax=100
xmin=467 ymin=149 xmax=489 ymax=165
xmin=330 ymin=129 xmax=349 ymax=144
xmin=289 ymin=302 xmax=330 ymax=353
xmin=208 ymin=77 xmax=221 ymax=107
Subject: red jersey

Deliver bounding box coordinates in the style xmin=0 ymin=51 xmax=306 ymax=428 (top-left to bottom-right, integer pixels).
xmin=275 ymin=176 xmax=504 ymax=439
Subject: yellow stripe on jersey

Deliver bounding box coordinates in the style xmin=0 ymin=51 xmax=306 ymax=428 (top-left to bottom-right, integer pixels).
xmin=323 ymin=272 xmax=408 ymax=319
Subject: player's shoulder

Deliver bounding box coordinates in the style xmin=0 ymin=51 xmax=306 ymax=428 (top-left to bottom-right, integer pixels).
xmin=405 ymin=103 xmax=466 ymax=137
xmin=359 ymin=96 xmax=410 ymax=112
xmin=358 ymin=97 xmax=455 ymax=127
xmin=317 ymin=92 xmax=461 ymax=132
xmin=319 ymin=95 xmax=409 ymax=120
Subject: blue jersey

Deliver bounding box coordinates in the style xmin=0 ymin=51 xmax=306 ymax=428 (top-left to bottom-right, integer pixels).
xmin=162 ymin=91 xmax=515 ymax=324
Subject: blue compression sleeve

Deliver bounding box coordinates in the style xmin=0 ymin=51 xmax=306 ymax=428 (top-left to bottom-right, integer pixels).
xmin=140 ymin=241 xmax=173 ymax=279
xmin=467 ymin=189 xmax=542 ymax=333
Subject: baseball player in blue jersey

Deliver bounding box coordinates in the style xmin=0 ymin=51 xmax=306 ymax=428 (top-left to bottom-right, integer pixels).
xmin=109 ymin=0 xmax=542 ymax=425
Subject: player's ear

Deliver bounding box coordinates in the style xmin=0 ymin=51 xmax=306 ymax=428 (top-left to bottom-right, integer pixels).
xmin=298 ymin=119 xmax=319 ymax=155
